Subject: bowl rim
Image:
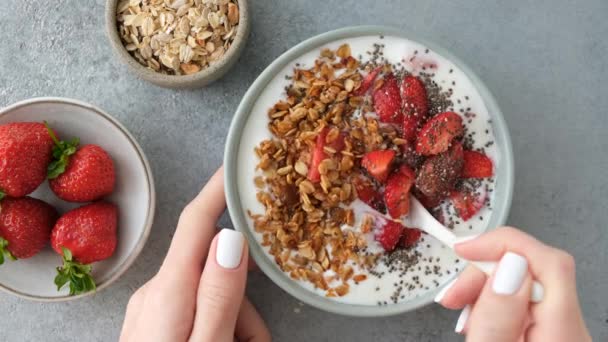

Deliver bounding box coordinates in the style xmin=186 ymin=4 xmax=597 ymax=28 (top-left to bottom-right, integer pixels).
xmin=0 ymin=97 xmax=156 ymax=302
xmin=104 ymin=0 xmax=249 ymax=85
xmin=224 ymin=25 xmax=514 ymax=317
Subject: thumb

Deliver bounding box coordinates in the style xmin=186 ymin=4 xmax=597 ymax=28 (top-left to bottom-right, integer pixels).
xmin=189 ymin=229 xmax=248 ymax=342
xmin=465 ymin=252 xmax=532 ymax=342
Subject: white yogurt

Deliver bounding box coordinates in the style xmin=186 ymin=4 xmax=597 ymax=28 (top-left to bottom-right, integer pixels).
xmin=236 ymin=35 xmax=499 ymax=305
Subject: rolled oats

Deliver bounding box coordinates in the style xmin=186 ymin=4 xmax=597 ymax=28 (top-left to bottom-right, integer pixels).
xmin=116 ymin=0 xmax=240 ymax=75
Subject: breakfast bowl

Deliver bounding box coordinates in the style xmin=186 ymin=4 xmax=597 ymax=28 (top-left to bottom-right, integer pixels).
xmin=0 ymin=97 xmax=155 ymax=301
xmin=224 ymin=26 xmax=514 ymax=316
xmin=105 ymin=0 xmax=249 ymax=89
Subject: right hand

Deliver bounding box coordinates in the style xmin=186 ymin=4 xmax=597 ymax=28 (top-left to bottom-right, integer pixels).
xmin=435 ymin=227 xmax=591 ymax=342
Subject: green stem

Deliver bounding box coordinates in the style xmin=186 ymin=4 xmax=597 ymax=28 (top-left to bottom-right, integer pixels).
xmin=0 ymin=237 xmax=17 ymax=265
xmin=43 ymin=121 xmax=80 ymax=179
xmin=54 ymin=247 xmax=96 ymax=295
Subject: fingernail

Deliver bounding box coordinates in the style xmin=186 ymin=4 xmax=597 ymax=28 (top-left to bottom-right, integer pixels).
xmin=531 ymin=281 xmax=544 ymax=303
xmin=434 ymin=278 xmax=458 ymax=303
xmin=453 ymin=234 xmax=479 ymax=245
xmin=216 ymin=229 xmax=245 ymax=269
xmin=492 ymin=252 xmax=528 ymax=295
xmin=455 ymin=305 xmax=471 ymax=333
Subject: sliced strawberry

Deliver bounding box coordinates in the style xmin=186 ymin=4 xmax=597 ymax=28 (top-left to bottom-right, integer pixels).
xmin=384 ymin=165 xmax=416 ymax=219
xmin=450 ymin=189 xmax=487 ymax=221
xmin=402 ymin=114 xmax=420 ymax=142
xmin=374 ymin=219 xmax=404 ymax=252
xmin=402 ymin=75 xmax=428 ymax=116
xmin=354 ymin=67 xmax=381 ymax=96
xmin=416 ymin=142 xmax=464 ymax=198
xmin=373 ymin=73 xmax=403 ymax=124
xmin=397 ymin=164 xmax=416 ymax=180
xmin=307 ymin=129 xmax=328 ymax=183
xmin=415 ymin=112 xmax=464 ymax=156
xmin=361 ymin=150 xmax=396 ymax=183
xmin=414 ymin=188 xmax=443 ymax=209
xmin=462 ymin=150 xmax=493 ymax=178
xmin=352 ymin=176 xmax=383 ymax=211
xmin=307 ymin=128 xmax=345 ymax=183
xmin=399 ymin=227 xmax=422 ymax=248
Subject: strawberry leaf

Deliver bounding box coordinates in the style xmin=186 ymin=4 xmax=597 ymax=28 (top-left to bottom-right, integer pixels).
xmin=0 ymin=237 xmax=17 ymax=265
xmin=44 ymin=121 xmax=79 ymax=180
xmin=55 ymin=247 xmax=96 ymax=295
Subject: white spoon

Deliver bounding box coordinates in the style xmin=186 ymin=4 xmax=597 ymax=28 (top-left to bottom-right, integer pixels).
xmin=402 ymin=196 xmax=544 ymax=303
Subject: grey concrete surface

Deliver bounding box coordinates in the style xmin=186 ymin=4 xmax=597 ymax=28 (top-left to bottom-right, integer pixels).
xmin=1 ymin=0 xmax=607 ymax=341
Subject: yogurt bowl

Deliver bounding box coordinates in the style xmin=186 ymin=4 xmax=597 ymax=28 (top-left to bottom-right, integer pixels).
xmin=224 ymin=26 xmax=513 ymax=316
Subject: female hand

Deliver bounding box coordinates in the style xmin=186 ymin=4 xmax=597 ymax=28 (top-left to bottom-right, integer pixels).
xmin=434 ymin=227 xmax=591 ymax=342
xmin=119 ymin=167 xmax=271 ymax=342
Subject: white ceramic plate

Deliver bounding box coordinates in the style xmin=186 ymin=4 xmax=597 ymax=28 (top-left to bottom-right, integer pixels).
xmin=0 ymin=97 xmax=155 ymax=301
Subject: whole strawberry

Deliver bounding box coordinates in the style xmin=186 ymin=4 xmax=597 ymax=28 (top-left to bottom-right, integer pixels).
xmin=0 ymin=122 xmax=55 ymax=197
xmin=46 ymin=126 xmax=115 ymax=202
xmin=51 ymin=202 xmax=118 ymax=295
xmin=0 ymin=197 xmax=58 ymax=263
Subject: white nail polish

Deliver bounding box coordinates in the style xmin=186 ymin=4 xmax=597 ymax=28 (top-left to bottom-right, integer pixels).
xmin=492 ymin=252 xmax=528 ymax=295
xmin=531 ymin=282 xmax=545 ymax=303
xmin=434 ymin=278 xmax=458 ymax=303
xmin=455 ymin=305 xmax=471 ymax=333
xmin=216 ymin=229 xmax=245 ymax=269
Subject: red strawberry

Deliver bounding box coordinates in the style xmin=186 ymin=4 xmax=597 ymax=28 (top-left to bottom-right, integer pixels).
xmin=401 ymin=75 xmax=428 ymax=141
xmin=401 ymin=75 xmax=428 ymax=117
xmin=307 ymin=127 xmax=345 ymax=183
xmin=462 ymin=150 xmax=493 ymax=178
xmin=402 ymin=115 xmax=420 ymax=142
xmin=51 ymin=202 xmax=118 ymax=295
xmin=450 ymin=189 xmax=486 ymax=221
xmin=384 ymin=165 xmax=416 ymax=219
xmin=416 ymin=143 xmax=464 ymax=198
xmin=374 ymin=219 xmax=404 ymax=252
xmin=0 ymin=122 xmax=55 ymax=197
xmin=0 ymin=197 xmax=58 ymax=262
xmin=352 ymin=176 xmax=383 ymax=210
xmin=361 ymin=150 xmax=396 ymax=183
xmin=414 ymin=188 xmax=443 ymax=209
xmin=399 ymin=227 xmax=422 ymax=248
xmin=415 ymin=112 xmax=464 ymax=156
xmin=354 ymin=67 xmax=381 ymax=96
xmin=373 ymin=73 xmax=403 ymax=124
xmin=48 ymin=141 xmax=116 ymax=202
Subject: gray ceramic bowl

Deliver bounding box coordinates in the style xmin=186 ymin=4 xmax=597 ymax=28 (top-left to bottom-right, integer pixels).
xmin=105 ymin=0 xmax=249 ymax=89
xmin=225 ymin=26 xmax=514 ymax=316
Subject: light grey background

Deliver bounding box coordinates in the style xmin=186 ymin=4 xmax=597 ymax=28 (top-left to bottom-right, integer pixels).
xmin=1 ymin=0 xmax=606 ymax=341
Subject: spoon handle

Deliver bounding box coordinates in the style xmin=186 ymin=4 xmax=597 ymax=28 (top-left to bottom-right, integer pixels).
xmin=407 ymin=197 xmax=545 ymax=302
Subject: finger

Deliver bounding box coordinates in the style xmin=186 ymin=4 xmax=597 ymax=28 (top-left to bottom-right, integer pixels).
xmin=235 ymin=297 xmax=271 ymax=342
xmin=454 ymin=227 xmax=557 ymax=285
xmin=465 ymin=252 xmax=532 ymax=341
xmin=189 ymin=229 xmax=248 ymax=342
xmin=161 ymin=166 xmax=226 ymax=275
xmin=119 ymin=281 xmax=152 ymax=342
xmin=434 ymin=265 xmax=487 ymax=310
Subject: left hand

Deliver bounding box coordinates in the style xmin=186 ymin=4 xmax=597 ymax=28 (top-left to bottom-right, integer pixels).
xmin=119 ymin=167 xmax=270 ymax=342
